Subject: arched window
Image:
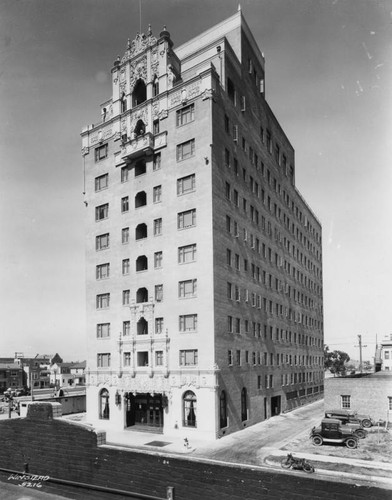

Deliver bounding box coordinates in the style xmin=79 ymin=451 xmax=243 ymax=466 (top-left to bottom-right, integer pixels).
xmin=136 ymin=255 xmax=148 ymax=272
xmin=99 ymin=388 xmax=110 ymax=420
xmin=241 ymin=387 xmax=247 ymax=422
xmin=136 ymin=287 xmax=148 ymax=303
xmin=132 ymin=79 xmax=147 ymax=107
xmin=121 ymin=92 xmax=127 ymax=113
xmin=137 ymin=317 xmax=148 ymax=335
xmin=152 ymin=75 xmax=159 ymax=97
xmin=135 ymin=223 xmax=147 ymax=240
xmin=220 ymin=391 xmax=228 ymax=428
xmin=183 ymin=391 xmax=197 ymax=427
xmin=135 ymin=191 xmax=147 ymax=208
xmin=134 ymin=119 xmax=146 ymax=137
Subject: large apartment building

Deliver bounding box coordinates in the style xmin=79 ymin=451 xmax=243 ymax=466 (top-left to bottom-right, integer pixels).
xmin=81 ymin=10 xmax=324 ymax=440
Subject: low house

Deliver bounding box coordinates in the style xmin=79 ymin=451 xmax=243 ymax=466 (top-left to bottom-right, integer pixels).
xmin=0 ymin=362 xmax=24 ymax=393
xmin=50 ymin=361 xmax=86 ymax=388
xmin=324 ymin=371 xmax=392 ymax=424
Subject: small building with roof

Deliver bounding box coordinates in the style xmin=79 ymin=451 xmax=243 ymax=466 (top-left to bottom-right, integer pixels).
xmin=324 ymin=371 xmax=392 ymax=424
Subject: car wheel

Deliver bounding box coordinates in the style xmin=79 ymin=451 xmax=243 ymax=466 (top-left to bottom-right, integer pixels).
xmin=361 ymin=419 xmax=371 ymax=428
xmin=312 ymin=435 xmax=323 ymax=446
xmin=345 ymin=438 xmax=358 ymax=449
xmin=355 ymin=429 xmax=367 ymax=439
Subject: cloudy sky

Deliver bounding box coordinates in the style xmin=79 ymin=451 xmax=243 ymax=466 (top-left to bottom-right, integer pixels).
xmin=0 ymin=0 xmax=391 ymax=362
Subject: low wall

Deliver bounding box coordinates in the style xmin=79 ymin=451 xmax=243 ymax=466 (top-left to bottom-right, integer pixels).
xmin=0 ymin=403 xmax=389 ymax=500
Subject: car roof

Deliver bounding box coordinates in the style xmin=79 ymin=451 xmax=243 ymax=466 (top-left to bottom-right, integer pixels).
xmin=322 ymin=418 xmax=341 ymax=424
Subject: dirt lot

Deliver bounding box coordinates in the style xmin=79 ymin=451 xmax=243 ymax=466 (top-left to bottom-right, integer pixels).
xmin=283 ymin=426 xmax=392 ymax=463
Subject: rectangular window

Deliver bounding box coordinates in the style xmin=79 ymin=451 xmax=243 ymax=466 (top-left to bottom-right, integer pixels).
xmin=97 ymin=323 xmax=110 ymax=338
xmin=96 ymin=263 xmax=110 ymax=280
xmin=225 ymin=148 xmax=230 ymax=168
xmin=155 ymin=284 xmax=163 ymax=302
xmin=154 ymin=251 xmax=163 ymax=268
xmin=153 ymin=152 xmax=161 ymax=171
xmin=228 ymin=350 xmax=233 ymax=366
xmin=122 ymin=227 xmax=129 ymax=244
xmin=178 ymin=243 xmax=197 ymax=263
xmin=123 ymin=352 xmax=131 ymax=366
xmin=179 ymin=279 xmax=197 ymax=298
xmin=122 ymin=259 xmax=130 ymax=275
xmin=228 ymin=315 xmax=233 ymax=333
xmin=225 ymin=182 xmax=231 ymax=200
xmin=235 ymin=317 xmax=241 ymax=334
xmin=227 ymin=78 xmax=236 ymax=105
xmin=153 ymin=119 xmax=160 ymax=134
xmin=226 ymin=249 xmax=232 ymax=266
xmin=178 ymin=209 xmax=196 ymax=229
xmin=153 ymin=185 xmax=162 ymax=203
xmin=179 ymin=349 xmax=198 ymax=366
xmin=155 ymin=351 xmax=163 ymax=366
xmin=95 ymin=203 xmax=108 ymax=221
xmin=96 ymin=293 xmax=110 ymax=309
xmin=155 ymin=317 xmax=164 ymax=334
xmin=226 ymin=215 xmax=231 ymax=233
xmin=123 ymin=321 xmax=130 ymax=336
xmin=236 ymin=350 xmax=241 ymax=365
xmin=95 ymin=173 xmax=108 ymax=191
xmin=121 ymin=196 xmax=129 ymax=213
xmin=95 ymin=144 xmax=108 ymax=162
xmin=121 ymin=165 xmax=131 ymax=182
xmin=154 ymin=218 xmax=162 ymax=236
xmin=341 ymin=395 xmax=351 ymax=409
xmin=177 ymin=174 xmax=196 ymax=195
xmin=176 ymin=104 xmax=195 ymax=126
xmin=179 ymin=314 xmax=198 ymax=332
xmin=97 ymin=353 xmax=111 ymax=368
xmin=176 ymin=139 xmax=195 ymax=161
xmin=122 ymin=290 xmax=130 ymax=305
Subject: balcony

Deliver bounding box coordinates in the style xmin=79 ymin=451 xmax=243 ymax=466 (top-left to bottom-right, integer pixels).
xmin=120 ymin=133 xmax=154 ymax=163
xmin=115 ymin=131 xmax=168 ymax=166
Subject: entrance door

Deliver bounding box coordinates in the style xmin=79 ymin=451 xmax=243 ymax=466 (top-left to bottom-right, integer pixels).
xmin=271 ymin=396 xmax=281 ymax=416
xmin=125 ymin=393 xmax=163 ymax=428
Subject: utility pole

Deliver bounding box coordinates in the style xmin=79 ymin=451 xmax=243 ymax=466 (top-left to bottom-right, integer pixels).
xmin=356 ymin=335 xmax=367 ymax=373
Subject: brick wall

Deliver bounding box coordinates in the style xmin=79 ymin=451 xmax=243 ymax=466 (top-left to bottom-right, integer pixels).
xmin=324 ymin=372 xmax=392 ymax=422
xmin=0 ymin=410 xmax=390 ymax=500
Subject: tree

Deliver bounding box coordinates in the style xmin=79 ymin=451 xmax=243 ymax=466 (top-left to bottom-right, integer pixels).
xmin=324 ymin=345 xmax=350 ymax=376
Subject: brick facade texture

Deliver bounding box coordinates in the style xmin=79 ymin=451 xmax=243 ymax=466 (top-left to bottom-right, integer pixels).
xmin=0 ymin=412 xmax=390 ymax=500
xmin=324 ymin=372 xmax=392 ymax=422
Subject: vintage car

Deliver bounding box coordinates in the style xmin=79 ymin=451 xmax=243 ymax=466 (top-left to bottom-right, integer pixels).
xmin=310 ymin=418 xmax=359 ymax=449
xmin=325 ymin=409 xmax=374 ymax=428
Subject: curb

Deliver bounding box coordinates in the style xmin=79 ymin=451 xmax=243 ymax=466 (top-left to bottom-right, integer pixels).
xmin=264 ymin=456 xmax=392 ymax=487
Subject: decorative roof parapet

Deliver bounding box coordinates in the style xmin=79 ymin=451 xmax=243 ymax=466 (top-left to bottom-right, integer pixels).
xmin=121 ymin=26 xmax=157 ymax=63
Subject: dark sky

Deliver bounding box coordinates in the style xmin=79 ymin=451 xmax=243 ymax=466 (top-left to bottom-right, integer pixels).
xmin=0 ymin=0 xmax=391 ymax=361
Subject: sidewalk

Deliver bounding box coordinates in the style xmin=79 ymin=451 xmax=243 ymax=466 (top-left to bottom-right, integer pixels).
xmin=62 ymin=411 xmax=392 ymax=488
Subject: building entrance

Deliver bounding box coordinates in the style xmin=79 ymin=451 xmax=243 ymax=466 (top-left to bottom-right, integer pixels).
xmin=271 ymin=395 xmax=281 ymax=416
xmin=125 ymin=393 xmax=163 ymax=428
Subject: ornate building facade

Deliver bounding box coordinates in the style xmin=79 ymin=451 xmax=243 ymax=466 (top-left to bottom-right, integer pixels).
xmin=81 ymin=10 xmax=324 ymax=440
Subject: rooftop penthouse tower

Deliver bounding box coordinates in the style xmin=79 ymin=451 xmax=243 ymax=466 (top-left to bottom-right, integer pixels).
xmin=81 ymin=10 xmax=324 ymax=440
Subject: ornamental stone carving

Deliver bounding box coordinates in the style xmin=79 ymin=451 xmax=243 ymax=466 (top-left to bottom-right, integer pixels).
xmin=130 ymin=107 xmax=149 ymax=130
xmin=121 ymin=30 xmax=157 ymax=64
xmin=129 ymin=56 xmax=148 ymax=93
xmin=152 ymin=103 xmax=160 ymax=119
xmin=151 ymin=48 xmax=159 ymax=77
